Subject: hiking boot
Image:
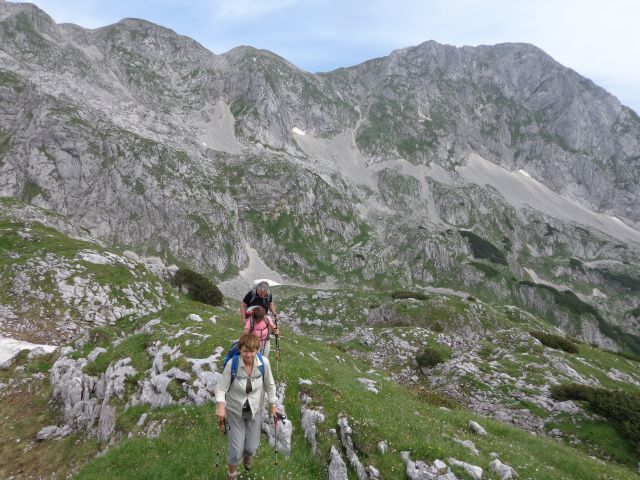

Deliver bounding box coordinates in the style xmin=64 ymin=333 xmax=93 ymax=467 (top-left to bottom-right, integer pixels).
xmin=243 ymin=454 xmax=253 ymax=471
xmin=226 ymin=469 xmax=238 ymax=479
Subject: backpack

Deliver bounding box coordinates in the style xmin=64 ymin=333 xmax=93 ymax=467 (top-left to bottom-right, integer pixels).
xmin=244 ymin=307 xmax=271 ymax=343
xmin=248 ymin=281 xmax=271 ymax=310
xmin=222 ymin=340 xmax=266 ymax=386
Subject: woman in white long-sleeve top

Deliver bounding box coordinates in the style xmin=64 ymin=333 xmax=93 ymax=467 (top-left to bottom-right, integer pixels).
xmin=215 ymin=333 xmax=279 ymax=479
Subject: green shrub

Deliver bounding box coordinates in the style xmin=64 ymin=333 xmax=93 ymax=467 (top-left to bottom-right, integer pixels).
xmin=519 ymin=281 xmax=599 ymax=317
xmin=391 ymin=290 xmax=428 ymax=301
xmin=431 ymin=322 xmax=444 ymax=333
xmin=599 ymin=270 xmax=640 ymax=292
xmin=172 ymin=268 xmax=223 ymax=306
xmin=530 ymin=330 xmax=579 ymax=353
xmin=469 ymin=261 xmax=500 ymax=279
xmin=605 ymin=349 xmax=640 ymax=364
xmin=550 ymin=383 xmax=592 ymax=402
xmin=551 ymin=383 xmax=640 ymax=452
xmin=416 ymin=346 xmax=450 ymax=368
xmin=416 ymin=389 xmax=460 ymax=409
xmin=459 ymin=230 xmax=508 ymax=265
xmin=569 ymin=257 xmax=585 ymax=271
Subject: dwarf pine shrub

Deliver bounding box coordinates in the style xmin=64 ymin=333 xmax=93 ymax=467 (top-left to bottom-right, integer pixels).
xmin=417 ymin=345 xmax=450 ymax=368
xmin=530 ymin=330 xmax=579 ymax=353
xmin=391 ymin=290 xmax=428 ymax=301
xmin=552 ymin=383 xmax=640 ymax=452
xmin=172 ymin=268 xmax=223 ymax=306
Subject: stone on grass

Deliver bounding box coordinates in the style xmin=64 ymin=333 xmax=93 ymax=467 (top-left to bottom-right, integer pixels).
xmin=328 ymin=445 xmax=348 ymax=480
xmin=469 ymin=420 xmax=487 ymax=436
xmin=489 ymin=459 xmax=518 ymax=479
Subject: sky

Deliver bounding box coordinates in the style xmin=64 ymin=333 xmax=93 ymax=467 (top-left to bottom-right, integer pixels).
xmin=21 ymin=0 xmax=640 ymax=113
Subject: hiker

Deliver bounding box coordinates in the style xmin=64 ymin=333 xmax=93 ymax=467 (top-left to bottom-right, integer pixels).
xmin=215 ymin=333 xmax=280 ymax=479
xmin=240 ymin=281 xmax=279 ymax=322
xmin=244 ymin=306 xmax=279 ymax=357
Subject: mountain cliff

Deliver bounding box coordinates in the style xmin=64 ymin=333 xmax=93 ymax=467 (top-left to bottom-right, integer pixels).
xmin=0 ymin=0 xmax=639 ymax=354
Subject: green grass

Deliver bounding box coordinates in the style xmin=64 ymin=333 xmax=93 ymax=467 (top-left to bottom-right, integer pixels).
xmin=545 ymin=417 xmax=639 ymax=467
xmin=3 ymin=202 xmax=640 ymax=479
xmin=3 ymin=286 xmax=640 ymax=479
xmin=551 ymin=383 xmax=640 ymax=462
xmin=0 ymin=369 xmax=102 ymax=479
xmin=67 ymin=299 xmax=640 ymax=479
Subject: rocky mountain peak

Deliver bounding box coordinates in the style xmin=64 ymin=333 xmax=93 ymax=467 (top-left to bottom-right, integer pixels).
xmin=1 ymin=2 xmax=639 ymax=355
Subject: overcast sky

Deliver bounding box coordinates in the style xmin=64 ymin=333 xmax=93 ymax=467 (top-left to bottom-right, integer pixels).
xmin=23 ymin=0 xmax=640 ymax=113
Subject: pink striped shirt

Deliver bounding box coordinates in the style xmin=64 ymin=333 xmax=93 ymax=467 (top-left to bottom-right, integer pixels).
xmin=244 ymin=315 xmax=276 ymax=345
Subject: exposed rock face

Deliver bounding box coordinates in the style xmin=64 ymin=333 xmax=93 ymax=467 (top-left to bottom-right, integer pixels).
xmin=49 ymin=352 xmax=136 ymax=440
xmin=48 ymin=338 xmax=226 ymax=441
xmin=1 ymin=1 xmax=639 ymax=349
xmin=328 ymin=445 xmax=349 ymax=480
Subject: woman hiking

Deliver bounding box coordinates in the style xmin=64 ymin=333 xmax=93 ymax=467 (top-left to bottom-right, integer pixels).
xmin=244 ymin=306 xmax=279 ymax=357
xmin=215 ymin=333 xmax=280 ymax=479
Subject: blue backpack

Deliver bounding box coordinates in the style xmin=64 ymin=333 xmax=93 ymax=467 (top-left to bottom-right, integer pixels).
xmin=222 ymin=340 xmax=265 ymax=385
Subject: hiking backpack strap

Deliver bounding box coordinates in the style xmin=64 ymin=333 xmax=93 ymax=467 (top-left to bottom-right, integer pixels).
xmin=229 ymin=352 xmax=265 ymax=386
xmin=249 ymin=287 xmax=258 ymax=306
xmin=256 ymin=352 xmax=266 ymax=378
xmin=230 ymin=354 xmax=240 ymax=385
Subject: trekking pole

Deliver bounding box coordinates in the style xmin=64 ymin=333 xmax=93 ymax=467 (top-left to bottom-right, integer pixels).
xmin=273 ymin=412 xmax=286 ymax=479
xmin=214 ymin=416 xmax=224 ymax=479
xmin=274 ymin=317 xmax=281 ymax=379
xmin=274 ymin=412 xmax=279 ymax=478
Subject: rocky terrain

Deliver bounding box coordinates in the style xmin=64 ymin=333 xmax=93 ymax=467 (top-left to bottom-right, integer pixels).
xmin=0 ymin=201 xmax=639 ymax=479
xmin=1 ymin=0 xmax=640 ymax=478
xmin=0 ymin=0 xmax=639 ymax=353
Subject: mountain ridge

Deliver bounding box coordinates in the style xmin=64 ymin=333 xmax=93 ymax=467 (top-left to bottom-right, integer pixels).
xmin=0 ymin=0 xmax=639 ymax=354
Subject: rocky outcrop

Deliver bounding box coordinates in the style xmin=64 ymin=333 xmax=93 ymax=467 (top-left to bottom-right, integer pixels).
xmin=262 ymin=381 xmax=293 ymax=457
xmin=337 ymin=414 xmax=374 ymax=480
xmin=50 ymin=348 xmax=136 ymax=440
xmin=299 ymin=378 xmax=325 ymax=455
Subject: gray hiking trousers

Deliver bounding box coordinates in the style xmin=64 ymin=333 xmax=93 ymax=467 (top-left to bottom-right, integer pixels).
xmin=226 ymin=408 xmax=261 ymax=465
xmin=260 ymin=339 xmax=271 ymax=357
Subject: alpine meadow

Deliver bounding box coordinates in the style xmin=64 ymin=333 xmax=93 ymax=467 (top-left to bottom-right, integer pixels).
xmin=1 ymin=1 xmax=640 ymax=479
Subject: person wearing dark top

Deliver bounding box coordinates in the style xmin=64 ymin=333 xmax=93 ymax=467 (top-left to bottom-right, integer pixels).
xmin=240 ymin=281 xmax=279 ymax=322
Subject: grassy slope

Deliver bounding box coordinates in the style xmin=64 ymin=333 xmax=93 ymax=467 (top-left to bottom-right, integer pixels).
xmin=50 ymin=300 xmax=639 ymax=479
xmin=1 ymin=211 xmax=638 ymax=479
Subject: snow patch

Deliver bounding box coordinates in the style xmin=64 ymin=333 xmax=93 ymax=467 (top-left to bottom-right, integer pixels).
xmin=292 ymin=127 xmax=306 ymax=135
xmin=0 ymin=336 xmax=57 ymax=364
xmin=218 ymin=243 xmax=285 ymax=299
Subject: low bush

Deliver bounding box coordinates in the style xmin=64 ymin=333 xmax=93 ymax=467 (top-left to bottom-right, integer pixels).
xmin=391 ymin=290 xmax=428 ymax=301
xmin=551 ymin=383 xmax=640 ymax=452
xmin=416 ymin=389 xmax=460 ymax=409
xmin=530 ymin=330 xmax=579 ymax=353
xmin=172 ymin=268 xmax=223 ymax=306
xmin=416 ymin=345 xmax=451 ymax=368
xmin=459 ymin=230 xmax=508 ymax=265
xmin=469 ymin=261 xmax=500 ymax=279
